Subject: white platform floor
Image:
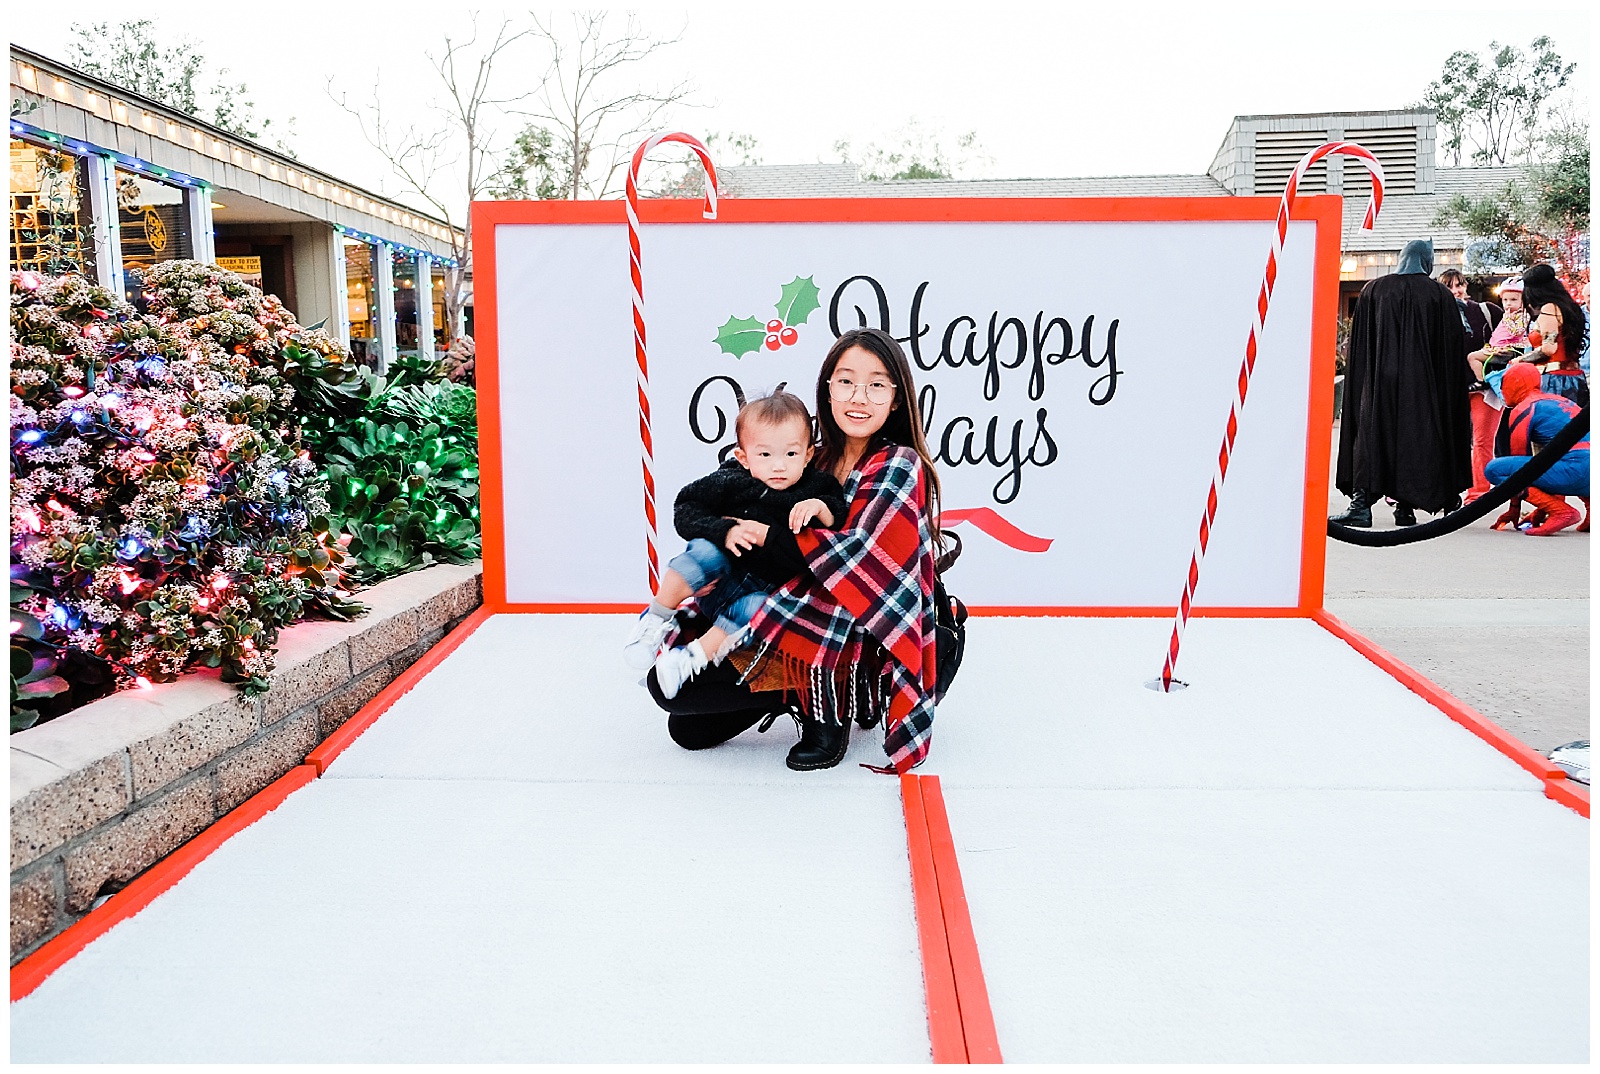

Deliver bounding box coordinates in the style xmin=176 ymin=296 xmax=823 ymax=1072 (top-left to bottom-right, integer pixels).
xmin=9 ymin=614 xmax=1589 ymax=1062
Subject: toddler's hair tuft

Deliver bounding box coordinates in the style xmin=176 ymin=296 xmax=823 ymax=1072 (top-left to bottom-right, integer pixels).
xmin=735 ymin=390 xmax=813 ymax=445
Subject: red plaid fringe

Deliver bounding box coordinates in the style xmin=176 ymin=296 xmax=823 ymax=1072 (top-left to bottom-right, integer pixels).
xmin=743 ymin=446 xmax=937 ymax=773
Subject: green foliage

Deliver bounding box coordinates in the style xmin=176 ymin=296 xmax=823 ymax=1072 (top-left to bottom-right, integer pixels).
xmin=488 ymin=125 xmax=569 ymax=200
xmin=1434 ymin=115 xmax=1589 ymax=277
xmin=302 ymin=369 xmax=481 ymax=584
xmin=1418 ymin=37 xmax=1575 ymax=166
xmin=1529 ymin=122 xmax=1590 ymax=233
xmin=370 ymin=382 xmax=480 ymax=435
xmin=317 ymin=419 xmax=480 ymax=582
xmin=12 ymin=581 xmax=67 ymax=731
xmin=66 ymin=19 xmax=295 ymax=152
xmin=385 ymin=350 xmax=452 ymax=389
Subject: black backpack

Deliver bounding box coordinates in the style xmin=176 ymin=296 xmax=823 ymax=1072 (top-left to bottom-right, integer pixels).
xmin=932 ymin=533 xmax=968 ymax=703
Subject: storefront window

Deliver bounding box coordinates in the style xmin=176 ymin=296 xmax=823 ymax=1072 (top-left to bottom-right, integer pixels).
xmin=395 ymin=251 xmax=422 ymax=352
xmin=117 ymin=169 xmax=192 ymax=305
xmin=9 ymin=139 xmax=95 ymax=277
xmin=344 ymin=238 xmax=378 ymax=366
xmin=431 ymin=264 xmax=449 ymax=349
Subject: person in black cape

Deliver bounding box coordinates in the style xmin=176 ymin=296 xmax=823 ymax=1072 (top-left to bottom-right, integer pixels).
xmin=1331 ymin=239 xmax=1471 ymax=527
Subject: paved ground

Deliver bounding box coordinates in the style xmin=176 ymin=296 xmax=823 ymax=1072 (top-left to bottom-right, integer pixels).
xmin=1324 ymin=436 xmax=1590 ymax=754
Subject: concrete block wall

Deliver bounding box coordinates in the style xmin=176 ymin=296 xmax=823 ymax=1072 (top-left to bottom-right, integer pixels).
xmin=9 ymin=562 xmax=482 ymax=963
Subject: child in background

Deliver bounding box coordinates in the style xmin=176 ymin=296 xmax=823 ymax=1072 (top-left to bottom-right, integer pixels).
xmin=622 ymin=391 xmax=847 ymax=698
xmin=1467 ymin=277 xmax=1527 ymax=384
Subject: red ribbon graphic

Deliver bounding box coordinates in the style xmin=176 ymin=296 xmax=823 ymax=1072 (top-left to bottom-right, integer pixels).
xmin=939 ymin=508 xmax=1053 ymax=553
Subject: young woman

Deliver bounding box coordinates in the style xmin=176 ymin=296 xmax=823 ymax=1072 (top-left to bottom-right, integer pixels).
xmin=645 ymin=328 xmax=944 ymax=773
xmin=1517 ymin=263 xmax=1589 ymax=408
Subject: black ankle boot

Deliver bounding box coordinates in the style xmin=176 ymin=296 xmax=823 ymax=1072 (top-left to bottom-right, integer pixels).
xmin=1330 ymin=489 xmax=1373 ymax=527
xmin=1393 ymin=503 xmax=1417 ymax=526
xmin=786 ymin=714 xmax=850 ymax=771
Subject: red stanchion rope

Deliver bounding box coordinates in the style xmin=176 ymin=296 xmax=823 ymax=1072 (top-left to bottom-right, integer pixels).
xmin=1157 ymin=142 xmax=1385 ymax=691
xmin=627 ymin=133 xmax=720 ymax=594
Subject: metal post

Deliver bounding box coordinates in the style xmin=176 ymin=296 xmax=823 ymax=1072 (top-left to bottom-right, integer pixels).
xmin=84 ymin=153 xmax=123 ymax=295
xmin=416 ymin=253 xmax=435 ymax=361
xmin=187 ymin=184 xmax=216 ymax=263
xmin=374 ymin=242 xmax=397 ymax=374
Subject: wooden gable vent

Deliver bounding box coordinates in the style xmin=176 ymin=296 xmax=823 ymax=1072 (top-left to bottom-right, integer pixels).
xmin=1253 ymin=130 xmax=1335 ymax=195
xmin=1253 ymin=126 xmax=1418 ymax=196
xmin=1340 ymin=127 xmax=1418 ymax=194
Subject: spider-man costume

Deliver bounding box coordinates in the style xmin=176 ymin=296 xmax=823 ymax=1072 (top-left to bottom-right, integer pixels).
xmin=1485 ymin=363 xmax=1590 ymax=535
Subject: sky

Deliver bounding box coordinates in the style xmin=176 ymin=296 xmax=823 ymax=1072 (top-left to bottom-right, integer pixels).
xmin=11 ymin=2 xmax=1593 ymax=218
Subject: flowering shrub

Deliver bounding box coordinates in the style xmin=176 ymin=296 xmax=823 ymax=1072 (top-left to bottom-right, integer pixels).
xmin=9 ymin=264 xmax=361 ymax=729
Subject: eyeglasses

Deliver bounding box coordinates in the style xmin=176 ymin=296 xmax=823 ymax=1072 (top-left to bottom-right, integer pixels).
xmin=828 ymin=376 xmax=897 ymax=405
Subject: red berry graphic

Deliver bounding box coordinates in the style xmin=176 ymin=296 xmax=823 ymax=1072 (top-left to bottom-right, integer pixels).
xmin=766 ymin=319 xmax=783 ymax=333
xmin=765 ymin=334 xmax=781 ymax=351
xmin=780 ymin=327 xmax=798 ymax=346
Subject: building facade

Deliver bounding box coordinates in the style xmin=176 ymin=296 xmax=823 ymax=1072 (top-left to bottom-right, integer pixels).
xmin=9 ymin=45 xmax=466 ymax=372
xmin=1204 ymin=110 xmax=1521 ymax=316
xmin=718 ymin=109 xmax=1530 ymax=318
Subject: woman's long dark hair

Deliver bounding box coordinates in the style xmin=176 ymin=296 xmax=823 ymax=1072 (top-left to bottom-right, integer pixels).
xmin=814 ymin=328 xmax=944 ymax=552
xmin=1521 ymin=263 xmax=1588 ymax=361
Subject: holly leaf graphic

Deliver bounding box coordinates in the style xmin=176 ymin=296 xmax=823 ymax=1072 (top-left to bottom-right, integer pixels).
xmin=775 ymin=275 xmax=822 ymax=328
xmin=714 ymin=314 xmax=766 ymax=358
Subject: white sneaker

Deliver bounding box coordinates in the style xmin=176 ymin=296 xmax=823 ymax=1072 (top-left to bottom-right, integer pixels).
xmin=623 ymin=610 xmax=676 ymax=670
xmin=654 ymin=642 xmax=709 ymax=700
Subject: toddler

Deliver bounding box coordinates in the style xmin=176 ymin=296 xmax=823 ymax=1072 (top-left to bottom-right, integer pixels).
xmin=1467 ymin=277 xmax=1528 ymax=383
xmin=623 ymin=391 xmax=847 ymax=698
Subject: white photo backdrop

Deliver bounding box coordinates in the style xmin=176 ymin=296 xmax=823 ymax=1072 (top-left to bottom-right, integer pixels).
xmin=490 ymin=216 xmax=1321 ymax=608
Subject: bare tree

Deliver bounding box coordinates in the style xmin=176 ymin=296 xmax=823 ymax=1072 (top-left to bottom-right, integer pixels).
xmin=496 ymin=12 xmax=695 ymax=200
xmin=330 ymin=15 xmax=531 ymax=341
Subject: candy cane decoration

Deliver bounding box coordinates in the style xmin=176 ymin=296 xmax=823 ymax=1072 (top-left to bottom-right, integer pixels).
xmin=628 ymin=133 xmax=719 ymax=593
xmin=1157 ymin=142 xmax=1385 ymax=691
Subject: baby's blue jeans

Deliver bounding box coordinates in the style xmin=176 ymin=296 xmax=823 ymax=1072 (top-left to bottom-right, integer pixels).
xmin=668 ymin=538 xmax=773 ymax=637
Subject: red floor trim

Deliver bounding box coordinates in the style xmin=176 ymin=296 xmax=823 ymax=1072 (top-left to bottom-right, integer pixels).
xmin=11 ymin=764 xmax=318 ymax=1002
xmin=1313 ymin=610 xmax=1587 ymax=818
xmin=902 ymin=774 xmax=1004 ymax=1063
xmin=1545 ymin=776 xmax=1591 ymax=816
xmin=918 ymin=777 xmax=1004 ymax=1063
xmin=902 ymin=774 xmax=967 ymax=1063
xmin=306 ymin=606 xmax=494 ymax=774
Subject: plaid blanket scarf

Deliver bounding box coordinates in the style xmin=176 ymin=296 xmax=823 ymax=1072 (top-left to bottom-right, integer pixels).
xmin=742 ymin=445 xmax=937 ymax=773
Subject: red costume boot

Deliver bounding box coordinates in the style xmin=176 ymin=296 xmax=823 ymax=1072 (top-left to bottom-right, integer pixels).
xmin=1579 ymin=498 xmax=1590 ymax=533
xmin=1522 ymin=489 xmax=1582 ymax=536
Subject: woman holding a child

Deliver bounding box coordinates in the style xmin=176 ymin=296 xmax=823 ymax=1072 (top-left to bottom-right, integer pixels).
xmin=627 ymin=327 xmax=944 ymax=773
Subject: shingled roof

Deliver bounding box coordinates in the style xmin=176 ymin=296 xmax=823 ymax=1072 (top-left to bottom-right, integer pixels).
xmin=716 ymin=161 xmax=1518 ymax=261
xmin=1340 ymin=166 xmax=1521 ymax=253
xmin=718 ymin=164 xmax=1230 ymax=199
